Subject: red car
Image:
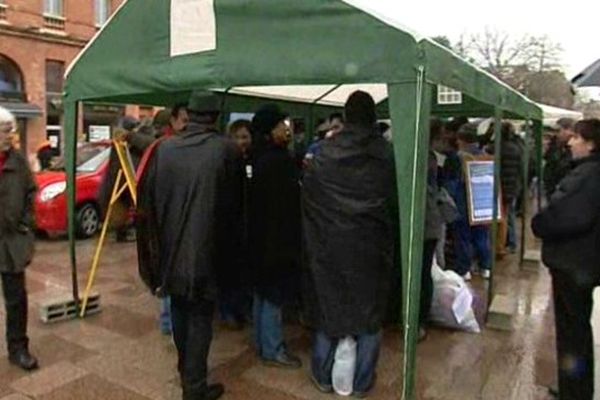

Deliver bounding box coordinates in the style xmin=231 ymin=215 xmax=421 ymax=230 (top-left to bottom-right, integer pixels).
xmin=35 ymin=142 xmax=111 ymax=238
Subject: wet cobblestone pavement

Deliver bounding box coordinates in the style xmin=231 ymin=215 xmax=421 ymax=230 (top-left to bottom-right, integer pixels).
xmin=0 ymin=233 xmax=593 ymax=399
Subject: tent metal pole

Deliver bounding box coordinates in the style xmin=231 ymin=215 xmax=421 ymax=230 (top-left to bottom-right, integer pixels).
xmin=219 ymin=87 xmax=232 ymax=133
xmin=534 ymin=120 xmax=543 ymax=211
xmin=519 ymin=119 xmax=531 ymax=267
xmin=308 ymin=84 xmax=343 ymax=141
xmin=487 ymin=107 xmax=502 ymax=311
xmin=64 ymin=98 xmax=80 ymax=308
xmin=388 ymin=74 xmax=431 ymax=400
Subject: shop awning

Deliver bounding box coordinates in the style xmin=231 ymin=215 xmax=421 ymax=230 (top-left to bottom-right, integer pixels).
xmin=0 ymin=101 xmax=43 ymax=118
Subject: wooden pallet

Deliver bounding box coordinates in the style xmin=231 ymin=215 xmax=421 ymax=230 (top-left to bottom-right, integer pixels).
xmin=39 ymin=292 xmax=101 ymax=323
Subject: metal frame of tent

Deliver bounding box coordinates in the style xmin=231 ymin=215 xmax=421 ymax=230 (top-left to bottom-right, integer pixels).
xmin=61 ymin=1 xmax=543 ymax=398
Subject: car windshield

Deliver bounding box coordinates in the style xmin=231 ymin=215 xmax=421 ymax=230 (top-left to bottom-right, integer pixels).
xmin=49 ymin=145 xmax=111 ymax=173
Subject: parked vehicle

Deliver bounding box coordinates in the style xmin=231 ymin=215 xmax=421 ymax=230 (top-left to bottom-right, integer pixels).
xmin=34 ymin=142 xmax=111 ymax=238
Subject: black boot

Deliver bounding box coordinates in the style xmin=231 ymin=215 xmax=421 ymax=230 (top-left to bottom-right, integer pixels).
xmin=9 ymin=349 xmax=39 ymax=371
xmin=183 ymin=383 xmax=224 ymax=400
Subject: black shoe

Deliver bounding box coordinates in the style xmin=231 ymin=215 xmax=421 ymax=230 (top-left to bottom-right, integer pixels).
xmin=9 ymin=350 xmax=39 ymax=371
xmin=310 ymin=375 xmax=333 ymax=393
xmin=204 ymin=384 xmax=224 ymax=400
xmin=261 ymin=352 xmax=302 ymax=369
xmin=352 ymin=374 xmax=377 ymax=398
xmin=183 ymin=383 xmax=224 ymax=400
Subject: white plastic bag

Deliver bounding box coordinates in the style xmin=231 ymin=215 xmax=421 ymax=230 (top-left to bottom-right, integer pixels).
xmin=332 ymin=336 xmax=357 ymax=396
xmin=430 ymin=264 xmax=481 ymax=333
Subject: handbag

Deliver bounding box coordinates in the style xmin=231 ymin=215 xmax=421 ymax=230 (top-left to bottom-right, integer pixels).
xmin=437 ymin=187 xmax=459 ymax=224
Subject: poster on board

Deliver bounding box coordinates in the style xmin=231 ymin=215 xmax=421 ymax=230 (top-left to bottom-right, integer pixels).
xmin=464 ymin=159 xmax=502 ymax=225
xmin=89 ymin=125 xmax=111 ymax=142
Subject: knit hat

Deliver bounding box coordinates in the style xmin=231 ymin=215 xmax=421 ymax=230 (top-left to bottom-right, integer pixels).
xmin=457 ymin=122 xmax=479 ymax=143
xmin=187 ymin=91 xmax=221 ymax=114
xmin=118 ymin=116 xmax=140 ymax=131
xmin=251 ymin=104 xmax=287 ymax=136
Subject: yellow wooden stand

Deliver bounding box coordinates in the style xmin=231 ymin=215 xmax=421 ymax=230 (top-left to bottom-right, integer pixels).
xmin=80 ymin=140 xmax=137 ymax=317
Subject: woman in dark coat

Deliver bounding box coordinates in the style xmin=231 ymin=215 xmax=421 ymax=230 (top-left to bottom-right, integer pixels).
xmin=0 ymin=107 xmax=38 ymax=371
xmin=532 ymin=119 xmax=600 ymax=400
xmin=248 ymin=104 xmax=302 ymax=368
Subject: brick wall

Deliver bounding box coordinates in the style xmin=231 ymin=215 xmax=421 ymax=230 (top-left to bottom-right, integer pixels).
xmin=0 ymin=0 xmax=125 ymax=157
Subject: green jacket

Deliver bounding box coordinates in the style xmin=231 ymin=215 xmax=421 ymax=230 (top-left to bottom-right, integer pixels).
xmin=0 ymin=149 xmax=37 ymax=273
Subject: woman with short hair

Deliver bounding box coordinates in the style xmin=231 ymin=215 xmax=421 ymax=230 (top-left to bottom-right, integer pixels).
xmin=532 ymin=119 xmax=600 ymax=400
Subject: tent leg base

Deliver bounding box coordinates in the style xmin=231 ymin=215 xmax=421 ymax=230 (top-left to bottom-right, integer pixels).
xmin=40 ymin=292 xmax=102 ymax=324
xmin=486 ymin=294 xmax=515 ymax=331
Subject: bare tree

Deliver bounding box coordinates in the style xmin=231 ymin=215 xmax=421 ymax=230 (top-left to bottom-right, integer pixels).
xmin=436 ymin=29 xmax=572 ymax=107
xmin=459 ymin=28 xmax=563 ymax=77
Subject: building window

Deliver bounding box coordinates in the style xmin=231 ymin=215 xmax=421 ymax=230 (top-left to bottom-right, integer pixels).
xmin=95 ymin=0 xmax=110 ymax=26
xmin=437 ymin=85 xmax=463 ymax=105
xmin=0 ymin=54 xmax=24 ymax=100
xmin=45 ymin=60 xmax=64 ymax=94
xmin=0 ymin=0 xmax=6 ymax=20
xmin=44 ymin=0 xmax=63 ymax=17
xmin=43 ymin=0 xmax=65 ymax=29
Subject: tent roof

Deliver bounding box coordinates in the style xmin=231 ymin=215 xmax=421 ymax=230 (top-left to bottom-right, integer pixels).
xmin=538 ymin=103 xmax=583 ymax=123
xmin=65 ymin=0 xmax=542 ymax=120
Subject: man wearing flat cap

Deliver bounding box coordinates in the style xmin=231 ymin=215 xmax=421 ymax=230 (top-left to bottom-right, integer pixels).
xmin=137 ymin=92 xmax=241 ymax=400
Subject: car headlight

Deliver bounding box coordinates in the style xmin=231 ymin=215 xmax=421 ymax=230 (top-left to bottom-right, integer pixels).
xmin=40 ymin=182 xmax=66 ymax=203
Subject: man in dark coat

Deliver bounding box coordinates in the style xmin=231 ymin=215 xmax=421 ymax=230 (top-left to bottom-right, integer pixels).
xmin=302 ymin=91 xmax=395 ymax=396
xmin=498 ymin=122 xmax=524 ymax=255
xmin=543 ymin=118 xmax=575 ymax=201
xmin=0 ymin=106 xmax=38 ymax=371
xmin=248 ymin=104 xmax=302 ymax=369
xmin=136 ymin=94 xmax=240 ymax=400
xmin=99 ymin=116 xmax=154 ymax=242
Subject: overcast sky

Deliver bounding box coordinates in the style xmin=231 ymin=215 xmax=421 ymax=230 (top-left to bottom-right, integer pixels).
xmin=370 ymin=0 xmax=597 ymax=78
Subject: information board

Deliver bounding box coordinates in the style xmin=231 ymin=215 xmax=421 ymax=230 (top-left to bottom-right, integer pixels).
xmin=464 ymin=160 xmax=502 ymax=225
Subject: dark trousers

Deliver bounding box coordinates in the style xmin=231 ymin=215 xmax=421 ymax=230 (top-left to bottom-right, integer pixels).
xmin=1 ymin=272 xmax=29 ymax=355
xmin=551 ymin=270 xmax=594 ymax=400
xmin=420 ymin=239 xmax=438 ymax=325
xmin=170 ymin=296 xmax=214 ymax=400
xmin=452 ymin=218 xmax=491 ymax=275
xmin=312 ymin=331 xmax=381 ymax=394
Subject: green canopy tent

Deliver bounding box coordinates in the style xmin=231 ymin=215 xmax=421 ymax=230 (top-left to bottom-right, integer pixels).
xmin=63 ymin=1 xmax=542 ymax=398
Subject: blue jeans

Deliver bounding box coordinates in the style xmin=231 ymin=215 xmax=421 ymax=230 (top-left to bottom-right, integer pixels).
xmin=506 ymin=199 xmax=517 ymax=250
xmin=160 ymin=296 xmax=172 ymax=334
xmin=253 ymin=294 xmax=285 ymax=360
xmin=452 ymin=218 xmax=491 ymax=276
xmin=312 ymin=331 xmax=382 ymax=394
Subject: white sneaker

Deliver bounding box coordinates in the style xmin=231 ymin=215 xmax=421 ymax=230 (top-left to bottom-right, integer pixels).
xmin=481 ymin=270 xmax=491 ymax=280
xmin=462 ymin=272 xmax=472 ymax=281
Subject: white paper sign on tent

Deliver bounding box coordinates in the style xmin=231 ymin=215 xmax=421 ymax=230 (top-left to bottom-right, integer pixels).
xmin=170 ymin=0 xmax=217 ymax=57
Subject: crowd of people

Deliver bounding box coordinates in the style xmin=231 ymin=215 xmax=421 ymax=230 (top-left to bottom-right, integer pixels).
xmin=2 ymin=93 xmax=600 ymax=400
xmin=128 ymin=90 xmax=541 ymax=399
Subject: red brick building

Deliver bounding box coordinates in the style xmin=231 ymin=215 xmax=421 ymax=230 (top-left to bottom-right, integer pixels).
xmin=0 ymin=0 xmax=135 ymax=159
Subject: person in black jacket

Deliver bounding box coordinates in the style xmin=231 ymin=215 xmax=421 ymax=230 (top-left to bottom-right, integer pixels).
xmin=0 ymin=106 xmax=38 ymax=371
xmin=136 ymin=94 xmax=241 ymax=400
xmin=248 ymin=104 xmax=302 ymax=369
xmin=543 ymin=118 xmax=575 ymax=201
xmin=303 ymin=91 xmax=395 ymax=396
xmin=498 ymin=122 xmax=524 ymax=256
xmin=532 ymin=119 xmax=600 ymax=400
